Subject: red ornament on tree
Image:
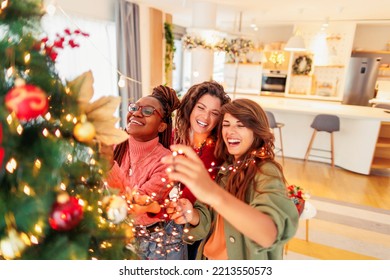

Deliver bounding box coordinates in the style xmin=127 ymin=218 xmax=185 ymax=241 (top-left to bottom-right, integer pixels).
xmin=49 ymin=193 xmax=84 ymax=231
xmin=5 ymin=84 xmax=49 ymax=121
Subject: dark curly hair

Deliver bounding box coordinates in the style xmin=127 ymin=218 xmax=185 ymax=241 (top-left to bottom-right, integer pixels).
xmin=114 ymin=85 xmax=180 ymax=165
xmin=174 ymin=81 xmax=230 ymax=145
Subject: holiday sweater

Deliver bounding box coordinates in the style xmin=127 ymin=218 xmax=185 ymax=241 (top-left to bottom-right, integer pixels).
xmin=105 ymin=136 xmax=171 ymax=226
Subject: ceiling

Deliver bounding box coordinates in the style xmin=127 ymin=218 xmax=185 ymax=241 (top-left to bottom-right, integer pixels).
xmin=136 ymin=0 xmax=390 ymax=33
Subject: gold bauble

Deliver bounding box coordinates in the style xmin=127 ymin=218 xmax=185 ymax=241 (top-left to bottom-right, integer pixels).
xmin=73 ymin=121 xmax=96 ymax=143
xmin=102 ymin=195 xmax=128 ymax=224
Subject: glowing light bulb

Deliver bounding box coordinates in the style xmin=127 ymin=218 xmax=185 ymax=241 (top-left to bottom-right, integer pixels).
xmin=46 ymin=2 xmax=56 ymax=16
xmin=118 ymin=76 xmax=126 ymax=88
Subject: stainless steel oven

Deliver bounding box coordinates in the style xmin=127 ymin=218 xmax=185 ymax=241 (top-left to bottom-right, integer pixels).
xmin=261 ymin=69 xmax=287 ymax=95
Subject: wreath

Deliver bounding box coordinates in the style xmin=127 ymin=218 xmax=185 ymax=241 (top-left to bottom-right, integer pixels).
xmin=292 ymin=55 xmax=312 ymax=75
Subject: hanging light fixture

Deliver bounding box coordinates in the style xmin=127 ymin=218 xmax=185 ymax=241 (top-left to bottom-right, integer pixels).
xmin=284 ymin=29 xmax=306 ymax=52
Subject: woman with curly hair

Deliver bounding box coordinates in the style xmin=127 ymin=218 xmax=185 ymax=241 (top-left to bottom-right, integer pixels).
xmin=102 ymin=85 xmax=185 ymax=260
xmin=173 ymin=80 xmax=230 ymax=259
xmin=164 ymin=99 xmax=298 ymax=260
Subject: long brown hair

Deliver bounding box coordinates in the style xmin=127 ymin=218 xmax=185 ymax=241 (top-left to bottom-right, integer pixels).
xmin=114 ymin=85 xmax=180 ymax=165
xmin=215 ymin=99 xmax=286 ymax=201
xmin=174 ymin=81 xmax=230 ymax=145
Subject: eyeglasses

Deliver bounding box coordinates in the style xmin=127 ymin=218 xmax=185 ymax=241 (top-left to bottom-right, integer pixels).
xmin=128 ymin=103 xmax=163 ymax=118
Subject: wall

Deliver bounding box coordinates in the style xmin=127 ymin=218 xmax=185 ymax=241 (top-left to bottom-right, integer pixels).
xmin=256 ymin=25 xmax=293 ymax=47
xmin=52 ymin=0 xmax=116 ymax=21
xmin=353 ymin=24 xmax=390 ymax=51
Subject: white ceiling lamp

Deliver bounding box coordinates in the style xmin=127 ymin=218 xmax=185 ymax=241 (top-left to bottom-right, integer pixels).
xmin=284 ymin=29 xmax=306 ymax=52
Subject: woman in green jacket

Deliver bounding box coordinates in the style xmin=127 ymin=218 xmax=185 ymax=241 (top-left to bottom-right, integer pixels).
xmin=163 ymin=98 xmax=299 ymax=260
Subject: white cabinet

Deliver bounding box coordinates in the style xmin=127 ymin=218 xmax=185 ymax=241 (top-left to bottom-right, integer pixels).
xmin=223 ymin=63 xmax=262 ymax=94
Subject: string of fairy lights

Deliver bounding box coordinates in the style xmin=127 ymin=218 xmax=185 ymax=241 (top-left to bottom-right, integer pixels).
xmin=1 ymin=0 xmax=274 ymax=259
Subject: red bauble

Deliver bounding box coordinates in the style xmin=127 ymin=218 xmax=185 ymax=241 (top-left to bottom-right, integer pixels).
xmin=5 ymin=84 xmax=49 ymax=121
xmin=49 ymin=196 xmax=84 ymax=231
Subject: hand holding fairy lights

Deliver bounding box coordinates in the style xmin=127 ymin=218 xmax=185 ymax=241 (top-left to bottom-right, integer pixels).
xmin=162 ymin=144 xmax=222 ymax=207
xmin=166 ymin=198 xmax=194 ymax=225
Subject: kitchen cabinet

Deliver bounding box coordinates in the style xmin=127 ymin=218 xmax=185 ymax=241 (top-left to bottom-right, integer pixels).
xmin=223 ymin=63 xmax=262 ymax=94
xmin=287 ymin=65 xmax=344 ymax=100
xmin=371 ymin=122 xmax=390 ymax=170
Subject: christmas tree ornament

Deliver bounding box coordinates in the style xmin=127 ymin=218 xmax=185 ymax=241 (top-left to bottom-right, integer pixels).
xmin=49 ymin=192 xmax=84 ymax=231
xmin=102 ymin=195 xmax=128 ymax=224
xmin=0 ymin=228 xmax=31 ymax=260
xmin=68 ymin=71 xmax=129 ymax=145
xmin=73 ymin=114 xmax=96 ymax=143
xmin=4 ymin=84 xmax=49 ymax=121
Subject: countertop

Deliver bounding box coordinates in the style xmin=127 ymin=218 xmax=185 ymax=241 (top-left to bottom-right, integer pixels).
xmin=231 ymin=94 xmax=390 ymax=121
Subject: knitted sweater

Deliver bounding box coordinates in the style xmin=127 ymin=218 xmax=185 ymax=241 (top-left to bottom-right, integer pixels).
xmin=105 ymin=136 xmax=171 ymax=226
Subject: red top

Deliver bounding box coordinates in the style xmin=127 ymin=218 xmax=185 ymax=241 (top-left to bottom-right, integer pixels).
xmin=181 ymin=139 xmax=223 ymax=204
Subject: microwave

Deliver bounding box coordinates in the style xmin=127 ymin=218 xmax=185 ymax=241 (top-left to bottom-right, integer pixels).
xmin=261 ymin=70 xmax=287 ymax=94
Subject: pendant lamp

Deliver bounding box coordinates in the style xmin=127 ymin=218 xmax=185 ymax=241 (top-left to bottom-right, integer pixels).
xmin=284 ymin=30 xmax=306 ymax=52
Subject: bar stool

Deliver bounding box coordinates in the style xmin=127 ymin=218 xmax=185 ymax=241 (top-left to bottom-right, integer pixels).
xmin=266 ymin=111 xmax=285 ymax=164
xmin=304 ymin=114 xmax=340 ymax=167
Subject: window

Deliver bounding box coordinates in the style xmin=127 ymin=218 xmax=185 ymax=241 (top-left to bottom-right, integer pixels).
xmin=41 ymin=14 xmax=117 ymax=102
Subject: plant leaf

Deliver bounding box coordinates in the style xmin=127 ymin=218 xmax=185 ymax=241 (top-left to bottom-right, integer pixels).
xmin=67 ymin=71 xmax=94 ymax=112
xmin=85 ymin=96 xmax=121 ymax=122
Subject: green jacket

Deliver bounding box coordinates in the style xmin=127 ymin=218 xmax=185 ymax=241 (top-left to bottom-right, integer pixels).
xmin=183 ymin=161 xmax=299 ymax=260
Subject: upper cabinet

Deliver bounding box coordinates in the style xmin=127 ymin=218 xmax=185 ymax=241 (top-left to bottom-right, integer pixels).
xmin=352 ymin=24 xmax=390 ymax=54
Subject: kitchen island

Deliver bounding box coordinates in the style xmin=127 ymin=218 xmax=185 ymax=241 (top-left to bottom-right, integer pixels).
xmin=232 ymin=94 xmax=390 ymax=175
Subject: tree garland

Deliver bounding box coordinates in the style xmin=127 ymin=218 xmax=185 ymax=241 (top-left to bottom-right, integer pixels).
xmin=182 ymin=35 xmax=254 ymax=60
xmin=164 ymin=22 xmax=175 ymax=86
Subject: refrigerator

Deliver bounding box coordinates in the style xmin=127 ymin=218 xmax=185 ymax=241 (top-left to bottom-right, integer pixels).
xmin=342 ymin=57 xmax=381 ymax=106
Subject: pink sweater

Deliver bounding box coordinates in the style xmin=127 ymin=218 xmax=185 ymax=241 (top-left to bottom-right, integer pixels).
xmin=105 ymin=136 xmax=171 ymax=226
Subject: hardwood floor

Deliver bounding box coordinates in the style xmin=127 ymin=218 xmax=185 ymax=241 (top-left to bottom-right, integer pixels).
xmin=279 ymin=157 xmax=390 ymax=260
xmin=278 ymin=157 xmax=390 ymax=210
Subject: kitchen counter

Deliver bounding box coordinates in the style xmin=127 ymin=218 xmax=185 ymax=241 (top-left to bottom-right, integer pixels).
xmin=232 ymin=94 xmax=390 ymax=175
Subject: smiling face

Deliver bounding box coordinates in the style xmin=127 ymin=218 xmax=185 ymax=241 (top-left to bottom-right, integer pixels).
xmin=222 ymin=113 xmax=254 ymax=160
xmin=126 ymin=96 xmax=167 ymax=142
xmin=189 ymin=94 xmax=222 ymax=140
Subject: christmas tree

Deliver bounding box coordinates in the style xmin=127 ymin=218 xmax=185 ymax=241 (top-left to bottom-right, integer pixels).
xmin=0 ymin=0 xmax=137 ymax=260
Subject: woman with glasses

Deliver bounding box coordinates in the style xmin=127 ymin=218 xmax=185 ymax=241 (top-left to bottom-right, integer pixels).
xmin=102 ymin=85 xmax=184 ymax=260
xmin=173 ymin=81 xmax=231 ymax=259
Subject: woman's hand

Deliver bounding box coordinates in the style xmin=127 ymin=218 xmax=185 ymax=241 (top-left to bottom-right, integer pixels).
xmin=161 ymin=144 xmax=222 ymax=206
xmin=128 ymin=192 xmax=161 ymax=214
xmin=129 ymin=201 xmax=160 ymax=215
xmin=166 ymin=198 xmax=197 ymax=225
